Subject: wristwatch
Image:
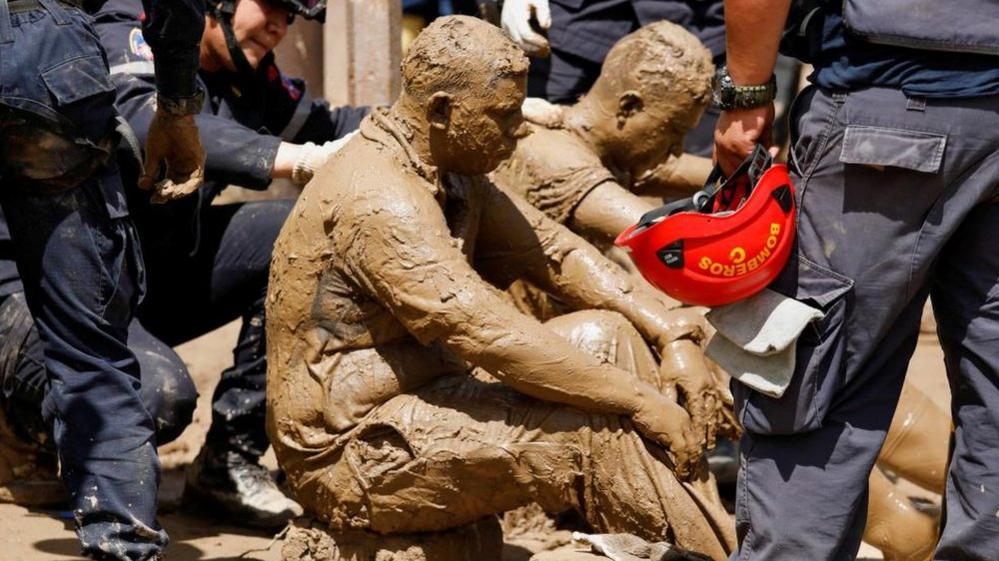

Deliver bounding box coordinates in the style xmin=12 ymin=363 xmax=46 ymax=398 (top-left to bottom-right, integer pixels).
xmin=712 ymin=66 xmax=777 ymax=110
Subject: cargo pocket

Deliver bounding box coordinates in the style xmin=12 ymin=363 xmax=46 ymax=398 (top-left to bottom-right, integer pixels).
xmin=839 ymin=125 xmax=946 ymax=173
xmin=40 ymin=54 xmax=116 ymax=135
xmin=732 ymin=255 xmax=853 ymax=435
xmin=89 ymin=163 xmax=145 ymax=325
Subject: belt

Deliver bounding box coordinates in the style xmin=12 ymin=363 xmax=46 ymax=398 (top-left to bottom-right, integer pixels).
xmin=7 ymin=0 xmax=85 ymax=13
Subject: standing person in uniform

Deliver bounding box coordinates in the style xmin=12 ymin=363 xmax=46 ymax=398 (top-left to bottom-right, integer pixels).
xmin=93 ymin=0 xmax=367 ymax=528
xmin=0 ymin=0 xmax=205 ymax=558
xmin=502 ymin=0 xmax=724 ymax=155
xmin=713 ymin=1 xmax=999 ymax=559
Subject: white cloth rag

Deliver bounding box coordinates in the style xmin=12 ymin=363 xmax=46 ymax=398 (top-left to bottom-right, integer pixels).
xmin=571 ymin=532 xmax=711 ymax=561
xmin=705 ymin=288 xmax=824 ymax=398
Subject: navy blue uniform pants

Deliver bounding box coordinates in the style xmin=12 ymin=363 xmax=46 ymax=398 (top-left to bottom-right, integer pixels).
xmin=0 ymin=292 xmax=197 ymax=450
xmin=0 ymin=1 xmax=166 ymax=558
xmin=134 ymin=200 xmax=294 ymax=460
xmin=731 ymin=86 xmax=999 ymax=561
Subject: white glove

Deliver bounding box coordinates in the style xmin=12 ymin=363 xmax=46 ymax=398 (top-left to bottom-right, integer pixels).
xmin=501 ymin=0 xmax=551 ymax=57
xmin=291 ymin=131 xmax=357 ymax=186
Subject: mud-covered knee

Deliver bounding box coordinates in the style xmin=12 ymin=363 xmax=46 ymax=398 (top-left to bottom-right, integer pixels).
xmin=141 ymin=355 xmax=197 ymax=445
xmin=313 ymin=424 xmax=415 ymax=530
xmin=545 ymin=310 xmax=651 ymax=368
xmin=545 ymin=310 xmax=633 ymax=346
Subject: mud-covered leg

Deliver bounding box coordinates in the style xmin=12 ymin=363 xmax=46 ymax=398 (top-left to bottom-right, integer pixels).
xmin=877 ymin=380 xmax=950 ymax=495
xmin=863 ymin=466 xmax=937 ymax=561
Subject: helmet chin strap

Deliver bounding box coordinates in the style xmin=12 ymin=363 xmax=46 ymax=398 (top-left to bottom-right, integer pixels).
xmin=210 ymin=0 xmax=257 ymax=78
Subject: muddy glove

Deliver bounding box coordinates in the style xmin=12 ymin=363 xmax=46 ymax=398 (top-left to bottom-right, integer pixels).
xmin=632 ymin=390 xmax=700 ymax=480
xmin=501 ymin=0 xmax=551 ymax=57
xmin=140 ymin=110 xmax=205 ymax=204
xmin=291 ymin=132 xmax=357 ymax=186
xmin=521 ymin=97 xmax=564 ymax=128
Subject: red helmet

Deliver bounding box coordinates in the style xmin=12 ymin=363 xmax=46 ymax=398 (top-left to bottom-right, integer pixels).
xmin=615 ymin=145 xmax=796 ymax=307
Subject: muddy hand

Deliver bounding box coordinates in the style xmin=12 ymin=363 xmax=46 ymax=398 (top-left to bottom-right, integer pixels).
xmin=632 ymin=392 xmax=701 ymax=479
xmin=660 ymin=338 xmax=722 ymax=450
xmin=140 ymin=110 xmax=205 ymax=204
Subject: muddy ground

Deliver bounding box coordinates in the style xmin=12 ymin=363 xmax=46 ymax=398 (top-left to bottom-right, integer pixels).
xmin=0 ymin=319 xmax=948 ymax=560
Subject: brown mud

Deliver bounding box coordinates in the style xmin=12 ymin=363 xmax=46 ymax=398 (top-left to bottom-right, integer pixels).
xmin=266 ymin=16 xmax=732 ymax=560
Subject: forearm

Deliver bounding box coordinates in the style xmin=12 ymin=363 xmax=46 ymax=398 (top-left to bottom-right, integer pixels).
xmin=546 ymin=247 xmax=697 ymax=349
xmin=724 ymin=0 xmax=791 ymax=84
xmin=141 ymin=0 xmax=204 ymax=103
xmin=437 ymin=292 xmax=654 ymax=415
xmin=570 ymin=181 xmax=655 ymax=246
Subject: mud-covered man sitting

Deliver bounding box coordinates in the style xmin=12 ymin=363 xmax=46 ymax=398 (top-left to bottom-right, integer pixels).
xmin=266 ymin=15 xmax=733 ymax=559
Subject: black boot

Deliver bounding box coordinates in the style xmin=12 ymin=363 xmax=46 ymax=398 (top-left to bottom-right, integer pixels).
xmin=184 ymin=444 xmax=302 ymax=529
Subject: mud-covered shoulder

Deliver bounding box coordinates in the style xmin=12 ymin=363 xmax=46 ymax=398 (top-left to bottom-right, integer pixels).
xmin=304 ymin=138 xmax=441 ymax=231
xmin=494 ymin=124 xmax=605 ymax=189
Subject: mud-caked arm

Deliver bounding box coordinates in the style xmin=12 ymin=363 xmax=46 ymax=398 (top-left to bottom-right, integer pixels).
xmin=479 ymin=185 xmax=704 ymax=350
xmin=478 ymin=186 xmax=723 ymax=448
xmin=570 ymin=179 xmax=662 ymax=247
xmin=336 ymin=189 xmax=660 ymax=418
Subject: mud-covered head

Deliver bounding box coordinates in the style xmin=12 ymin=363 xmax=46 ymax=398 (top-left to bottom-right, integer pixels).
xmin=399 ymin=15 xmax=529 ymax=175
xmin=585 ymin=21 xmax=714 ymax=178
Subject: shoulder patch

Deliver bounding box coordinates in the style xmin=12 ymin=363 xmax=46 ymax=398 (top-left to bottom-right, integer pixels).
xmin=129 ymin=28 xmax=154 ymax=61
xmin=266 ymin=64 xmax=302 ymax=101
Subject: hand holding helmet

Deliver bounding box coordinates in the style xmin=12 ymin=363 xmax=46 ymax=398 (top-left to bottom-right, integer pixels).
xmin=616 ymin=145 xmax=796 ymax=307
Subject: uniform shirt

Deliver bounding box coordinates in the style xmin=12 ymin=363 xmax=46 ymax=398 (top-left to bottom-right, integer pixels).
xmin=793 ymin=5 xmax=999 ymax=98
xmin=548 ymin=0 xmax=725 ymax=65
xmin=92 ymin=0 xmax=368 ymax=253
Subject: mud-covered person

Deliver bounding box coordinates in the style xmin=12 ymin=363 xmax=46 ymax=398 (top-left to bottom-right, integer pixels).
xmin=0 ymin=0 xmax=206 ymax=557
xmin=502 ymin=0 xmax=725 ymax=157
xmin=492 ymin=20 xmax=714 ymax=253
xmin=267 ymin=15 xmax=734 ymax=559
xmin=490 ymin=19 xmax=735 ymax=444
xmin=0 ymin=0 xmax=363 ymax=531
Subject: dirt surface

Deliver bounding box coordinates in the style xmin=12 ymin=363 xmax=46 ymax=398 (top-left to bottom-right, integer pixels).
xmin=0 ymin=321 xmax=287 ymax=561
xmin=0 ymin=317 xmax=947 ymax=560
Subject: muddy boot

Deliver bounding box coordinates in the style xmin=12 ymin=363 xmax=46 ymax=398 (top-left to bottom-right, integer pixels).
xmin=0 ymin=409 xmax=64 ymax=506
xmin=184 ymin=445 xmax=303 ymax=529
xmin=0 ymin=292 xmax=65 ymax=507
